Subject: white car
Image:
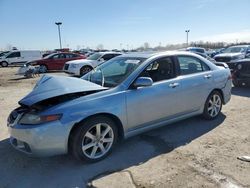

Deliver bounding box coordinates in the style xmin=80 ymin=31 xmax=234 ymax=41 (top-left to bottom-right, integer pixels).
xmin=64 ymin=52 xmax=122 ymax=76
xmin=0 ymin=50 xmax=42 ymax=67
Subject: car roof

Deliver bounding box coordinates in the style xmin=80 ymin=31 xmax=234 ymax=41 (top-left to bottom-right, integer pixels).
xmin=97 ymin=51 xmax=122 ymax=55
xmin=119 ymin=51 xmax=202 ymax=59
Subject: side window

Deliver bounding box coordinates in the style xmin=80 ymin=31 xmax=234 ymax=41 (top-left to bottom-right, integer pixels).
xmin=59 ymin=54 xmax=66 ymax=59
xmin=65 ymin=54 xmax=76 ymax=58
xmin=139 ymin=57 xmax=175 ymax=82
xmin=6 ymin=52 xmax=21 ymax=58
xmin=52 ymin=54 xmax=60 ymax=59
xmin=177 ymin=56 xmax=210 ymax=75
xmin=102 ymin=54 xmax=114 ymax=61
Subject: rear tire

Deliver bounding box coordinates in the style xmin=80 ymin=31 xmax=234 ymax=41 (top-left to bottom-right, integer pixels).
xmin=70 ymin=116 xmax=118 ymax=162
xmin=1 ymin=61 xmax=8 ymax=67
xmin=202 ymin=91 xmax=222 ymax=120
xmin=80 ymin=66 xmax=93 ymax=76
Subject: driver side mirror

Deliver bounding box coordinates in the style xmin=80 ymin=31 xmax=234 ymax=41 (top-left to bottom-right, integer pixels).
xmin=133 ymin=77 xmax=153 ymax=88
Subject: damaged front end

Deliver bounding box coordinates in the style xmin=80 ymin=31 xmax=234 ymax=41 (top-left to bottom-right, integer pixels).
xmin=8 ymin=75 xmax=107 ymax=126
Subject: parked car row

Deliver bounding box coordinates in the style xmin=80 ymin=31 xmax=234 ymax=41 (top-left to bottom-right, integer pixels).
xmin=63 ymin=51 xmax=122 ymax=76
xmin=9 ymin=50 xmax=122 ymax=76
xmin=0 ymin=50 xmax=42 ymax=67
xmin=214 ymin=45 xmax=250 ymax=66
xmin=30 ymin=52 xmax=86 ymax=73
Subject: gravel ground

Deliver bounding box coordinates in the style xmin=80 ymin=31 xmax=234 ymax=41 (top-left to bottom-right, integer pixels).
xmin=0 ymin=67 xmax=249 ymax=188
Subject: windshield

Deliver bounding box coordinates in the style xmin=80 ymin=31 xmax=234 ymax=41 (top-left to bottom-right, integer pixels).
xmin=87 ymin=53 xmax=102 ymax=60
xmin=0 ymin=51 xmax=10 ymax=57
xmin=223 ymin=46 xmax=247 ymax=53
xmin=82 ymin=56 xmax=145 ymax=87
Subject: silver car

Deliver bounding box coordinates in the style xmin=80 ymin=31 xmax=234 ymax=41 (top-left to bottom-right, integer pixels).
xmin=7 ymin=51 xmax=232 ymax=162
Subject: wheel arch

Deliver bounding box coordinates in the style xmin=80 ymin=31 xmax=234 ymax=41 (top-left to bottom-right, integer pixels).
xmin=209 ymin=88 xmax=225 ymax=104
xmin=1 ymin=61 xmax=9 ymax=67
xmin=68 ymin=113 xmax=125 ymax=152
xmin=80 ymin=64 xmax=93 ymax=68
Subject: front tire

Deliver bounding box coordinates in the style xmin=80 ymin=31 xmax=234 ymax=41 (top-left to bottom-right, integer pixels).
xmin=80 ymin=66 xmax=93 ymax=76
xmin=203 ymin=91 xmax=222 ymax=120
xmin=1 ymin=61 xmax=8 ymax=67
xmin=70 ymin=116 xmax=118 ymax=162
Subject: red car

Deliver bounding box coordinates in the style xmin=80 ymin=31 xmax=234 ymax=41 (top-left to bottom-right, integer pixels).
xmin=32 ymin=52 xmax=85 ymax=73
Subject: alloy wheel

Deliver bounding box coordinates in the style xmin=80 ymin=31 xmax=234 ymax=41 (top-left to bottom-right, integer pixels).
xmin=207 ymin=94 xmax=222 ymax=117
xmin=80 ymin=66 xmax=92 ymax=76
xmin=81 ymin=123 xmax=114 ymax=159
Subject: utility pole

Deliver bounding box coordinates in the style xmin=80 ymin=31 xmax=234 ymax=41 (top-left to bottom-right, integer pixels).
xmin=185 ymin=30 xmax=190 ymax=47
xmin=55 ymin=22 xmax=62 ymax=49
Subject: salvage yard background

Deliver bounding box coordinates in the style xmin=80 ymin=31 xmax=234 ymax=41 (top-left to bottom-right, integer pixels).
xmin=0 ymin=67 xmax=249 ymax=188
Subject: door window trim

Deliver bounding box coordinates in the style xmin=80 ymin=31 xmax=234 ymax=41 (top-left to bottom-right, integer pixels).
xmin=176 ymin=55 xmax=211 ymax=76
xmin=129 ymin=56 xmax=177 ymax=89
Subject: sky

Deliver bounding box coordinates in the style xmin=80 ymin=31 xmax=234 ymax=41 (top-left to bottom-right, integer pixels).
xmin=0 ymin=0 xmax=250 ymax=50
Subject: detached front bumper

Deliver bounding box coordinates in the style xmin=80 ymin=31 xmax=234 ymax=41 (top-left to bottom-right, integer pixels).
xmin=8 ymin=121 xmax=69 ymax=157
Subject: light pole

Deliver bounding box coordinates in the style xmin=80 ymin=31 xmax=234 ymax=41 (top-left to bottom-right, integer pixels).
xmin=55 ymin=22 xmax=62 ymax=49
xmin=185 ymin=30 xmax=190 ymax=47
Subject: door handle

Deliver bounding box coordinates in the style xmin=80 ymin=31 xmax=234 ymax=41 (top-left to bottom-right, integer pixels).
xmin=204 ymin=74 xmax=212 ymax=79
xmin=169 ymin=82 xmax=179 ymax=88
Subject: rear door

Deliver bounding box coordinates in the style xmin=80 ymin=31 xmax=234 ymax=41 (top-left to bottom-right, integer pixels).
xmin=176 ymin=55 xmax=213 ymax=113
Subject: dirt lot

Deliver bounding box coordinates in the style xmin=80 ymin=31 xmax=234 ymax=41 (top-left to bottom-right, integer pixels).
xmin=0 ymin=67 xmax=249 ymax=188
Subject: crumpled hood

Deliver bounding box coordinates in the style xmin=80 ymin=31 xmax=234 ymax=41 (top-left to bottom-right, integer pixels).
xmin=19 ymin=75 xmax=105 ymax=106
xmin=215 ymin=52 xmax=243 ymax=58
xmin=66 ymin=59 xmax=95 ymax=65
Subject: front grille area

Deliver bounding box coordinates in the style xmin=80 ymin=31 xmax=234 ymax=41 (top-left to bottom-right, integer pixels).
xmin=64 ymin=64 xmax=69 ymax=70
xmin=227 ymin=63 xmax=236 ymax=70
xmin=215 ymin=56 xmax=231 ymax=62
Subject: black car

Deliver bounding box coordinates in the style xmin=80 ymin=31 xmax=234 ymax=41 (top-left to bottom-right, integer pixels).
xmin=232 ymin=59 xmax=250 ymax=87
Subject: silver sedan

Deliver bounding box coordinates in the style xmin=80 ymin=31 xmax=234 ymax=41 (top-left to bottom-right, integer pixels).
xmin=7 ymin=51 xmax=232 ymax=162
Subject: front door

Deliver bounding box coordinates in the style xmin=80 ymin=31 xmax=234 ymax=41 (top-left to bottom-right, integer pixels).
xmin=6 ymin=51 xmax=22 ymax=64
xmin=125 ymin=56 xmax=182 ymax=130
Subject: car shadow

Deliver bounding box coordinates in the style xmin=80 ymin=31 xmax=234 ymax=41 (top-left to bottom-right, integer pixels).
xmin=0 ymin=114 xmax=226 ymax=188
xmin=9 ymin=77 xmax=32 ymax=81
xmin=232 ymin=86 xmax=250 ymax=98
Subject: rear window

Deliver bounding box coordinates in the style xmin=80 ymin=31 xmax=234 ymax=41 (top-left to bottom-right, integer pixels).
xmin=177 ymin=56 xmax=210 ymax=75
